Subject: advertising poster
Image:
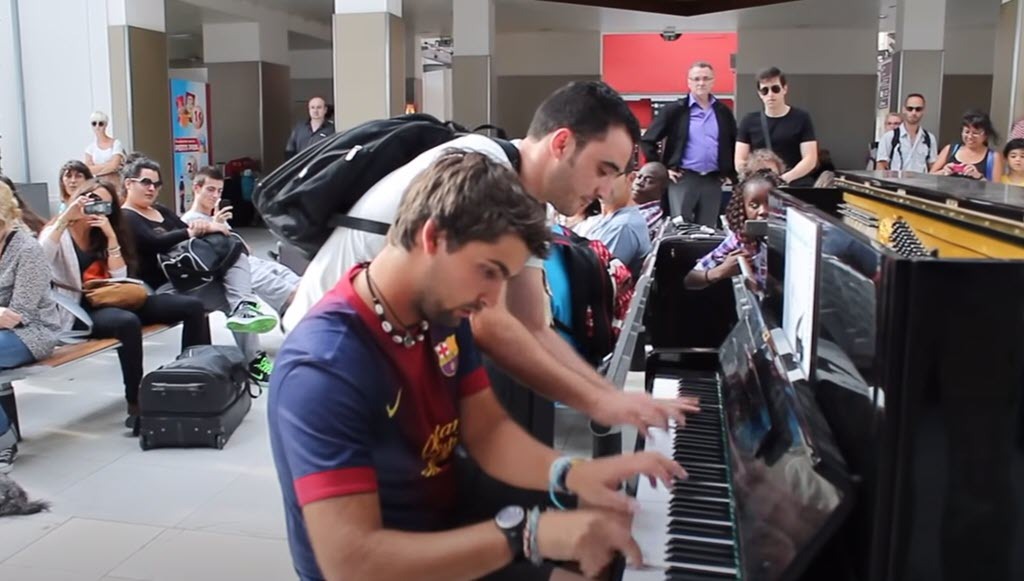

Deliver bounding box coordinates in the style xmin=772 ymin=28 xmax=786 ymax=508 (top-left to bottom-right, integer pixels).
xmin=170 ymin=78 xmax=210 ymax=214
xmin=783 ymin=207 xmax=822 ymax=380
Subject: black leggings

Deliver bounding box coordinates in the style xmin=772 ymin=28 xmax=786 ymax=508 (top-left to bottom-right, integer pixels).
xmin=87 ymin=294 xmax=211 ymax=403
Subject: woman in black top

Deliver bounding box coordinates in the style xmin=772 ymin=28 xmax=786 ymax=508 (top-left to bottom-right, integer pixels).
xmin=41 ymin=179 xmax=210 ymax=428
xmin=120 ymin=157 xmax=276 ymax=377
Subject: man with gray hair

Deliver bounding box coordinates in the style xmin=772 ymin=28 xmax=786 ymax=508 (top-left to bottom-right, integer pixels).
xmin=640 ymin=61 xmax=737 ymax=226
xmin=285 ymin=96 xmax=336 ymax=159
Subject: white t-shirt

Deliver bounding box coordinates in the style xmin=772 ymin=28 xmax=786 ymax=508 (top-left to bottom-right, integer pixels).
xmin=284 ymin=134 xmax=538 ymax=331
xmin=85 ymin=139 xmax=126 ymax=168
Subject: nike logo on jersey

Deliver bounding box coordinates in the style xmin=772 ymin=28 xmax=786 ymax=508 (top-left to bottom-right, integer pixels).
xmin=386 ymin=388 xmax=402 ymax=418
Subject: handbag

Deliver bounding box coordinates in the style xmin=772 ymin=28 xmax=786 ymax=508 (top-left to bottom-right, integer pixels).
xmin=82 ymin=278 xmax=148 ymax=310
xmin=159 ymin=232 xmax=245 ymax=293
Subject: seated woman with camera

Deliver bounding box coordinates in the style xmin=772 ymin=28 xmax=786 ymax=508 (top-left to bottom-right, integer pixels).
xmin=40 ymin=178 xmax=211 ymax=429
xmin=119 ymin=157 xmax=276 ymax=382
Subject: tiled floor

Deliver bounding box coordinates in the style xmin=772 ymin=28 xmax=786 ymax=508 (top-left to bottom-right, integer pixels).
xmin=1 ymin=227 xmax=648 ymax=580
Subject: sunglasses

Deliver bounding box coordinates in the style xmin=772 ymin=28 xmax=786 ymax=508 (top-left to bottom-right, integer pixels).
xmin=758 ymin=85 xmax=783 ymax=96
xmin=91 ymin=121 xmax=106 ymax=127
xmin=905 ymin=106 xmax=923 ymax=112
xmin=130 ymin=177 xmax=163 ymax=189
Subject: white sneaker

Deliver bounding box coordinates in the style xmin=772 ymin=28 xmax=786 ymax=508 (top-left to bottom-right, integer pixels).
xmin=0 ymin=445 xmax=17 ymax=474
xmin=226 ymin=300 xmax=278 ymax=334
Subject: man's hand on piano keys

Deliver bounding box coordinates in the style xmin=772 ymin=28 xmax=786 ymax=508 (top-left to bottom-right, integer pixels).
xmin=590 ymin=390 xmax=700 ymax=437
xmin=535 ymin=509 xmax=644 ymax=577
xmin=565 ymin=451 xmax=687 ymax=514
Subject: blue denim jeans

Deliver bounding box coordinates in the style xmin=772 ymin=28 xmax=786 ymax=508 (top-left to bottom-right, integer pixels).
xmin=0 ymin=330 xmax=34 ymax=370
xmin=0 ymin=330 xmax=32 ymax=446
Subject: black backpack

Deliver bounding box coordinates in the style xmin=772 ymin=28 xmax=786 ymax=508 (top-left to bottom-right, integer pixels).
xmin=253 ymin=114 xmax=519 ymax=259
xmin=158 ymin=233 xmax=246 ymax=293
xmin=550 ymin=227 xmax=616 ymax=366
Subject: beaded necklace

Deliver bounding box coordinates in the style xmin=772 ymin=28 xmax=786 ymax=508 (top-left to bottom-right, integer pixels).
xmin=364 ymin=263 xmax=428 ymax=348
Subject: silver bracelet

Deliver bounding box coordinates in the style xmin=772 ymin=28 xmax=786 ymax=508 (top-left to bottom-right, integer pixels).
xmin=527 ymin=506 xmax=543 ymax=567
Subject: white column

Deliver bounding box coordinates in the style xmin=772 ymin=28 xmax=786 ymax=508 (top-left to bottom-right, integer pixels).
xmin=407 ymin=32 xmax=424 ymax=112
xmin=14 ymin=0 xmax=160 ymax=213
xmin=333 ymin=0 xmax=405 ymax=128
xmin=991 ymin=0 xmax=1024 ymax=137
xmin=452 ymin=0 xmax=495 ymax=128
xmin=203 ymin=20 xmax=292 ymax=173
xmin=0 ymin=0 xmax=29 ymax=182
xmin=892 ymin=0 xmax=947 ymax=137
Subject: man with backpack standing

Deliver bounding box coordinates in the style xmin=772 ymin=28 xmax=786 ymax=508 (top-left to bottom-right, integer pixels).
xmin=875 ymin=93 xmax=937 ymax=173
xmin=278 ymin=81 xmax=698 ymax=439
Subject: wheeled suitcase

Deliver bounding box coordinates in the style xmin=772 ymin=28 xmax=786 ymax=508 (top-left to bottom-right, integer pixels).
xmin=138 ymin=345 xmax=256 ymax=451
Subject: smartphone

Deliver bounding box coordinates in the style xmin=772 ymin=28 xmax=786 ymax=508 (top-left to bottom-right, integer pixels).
xmin=744 ymin=219 xmax=769 ymax=239
xmin=949 ymin=163 xmax=967 ymax=174
xmin=84 ymin=200 xmax=113 ymax=215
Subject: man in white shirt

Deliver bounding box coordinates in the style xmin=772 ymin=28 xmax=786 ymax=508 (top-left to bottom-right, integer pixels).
xmin=182 ymin=167 xmax=300 ymax=319
xmin=876 ymin=93 xmax=938 ymax=173
xmin=285 ymin=81 xmax=697 ymax=436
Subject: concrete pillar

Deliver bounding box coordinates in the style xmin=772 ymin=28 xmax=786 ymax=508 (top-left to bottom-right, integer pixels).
xmin=203 ymin=20 xmax=292 ymax=175
xmin=991 ymin=0 xmax=1024 ymax=138
xmin=107 ymin=0 xmax=172 ymax=204
xmin=333 ymin=0 xmax=406 ymax=129
xmin=7 ymin=0 xmax=168 ymax=211
xmin=452 ymin=0 xmax=495 ymax=129
xmin=407 ymin=33 xmax=424 ymax=112
xmin=892 ymin=0 xmax=947 ymax=138
xmin=0 ymin=0 xmax=29 ymax=182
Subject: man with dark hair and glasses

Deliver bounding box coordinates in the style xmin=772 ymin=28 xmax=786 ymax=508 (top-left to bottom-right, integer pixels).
xmin=640 ymin=61 xmax=737 ymax=226
xmin=876 ymin=93 xmax=937 ymax=173
xmin=735 ymin=66 xmax=818 ymax=186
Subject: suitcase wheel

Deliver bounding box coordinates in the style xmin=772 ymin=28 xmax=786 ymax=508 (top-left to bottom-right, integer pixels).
xmin=139 ymin=435 xmax=152 ymax=451
xmin=214 ymin=434 xmax=226 ymax=450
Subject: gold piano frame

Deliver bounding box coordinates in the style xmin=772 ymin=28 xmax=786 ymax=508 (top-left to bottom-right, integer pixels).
xmin=835 ymin=177 xmax=1024 ymax=259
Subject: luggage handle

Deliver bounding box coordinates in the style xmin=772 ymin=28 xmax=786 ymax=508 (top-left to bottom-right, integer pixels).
xmin=148 ymin=382 xmax=205 ymax=392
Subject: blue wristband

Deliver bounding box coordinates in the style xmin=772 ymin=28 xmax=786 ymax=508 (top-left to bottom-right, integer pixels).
xmin=548 ymin=456 xmax=580 ymax=510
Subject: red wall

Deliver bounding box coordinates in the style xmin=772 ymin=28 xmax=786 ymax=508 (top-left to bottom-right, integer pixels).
xmin=602 ymin=33 xmax=737 ymax=95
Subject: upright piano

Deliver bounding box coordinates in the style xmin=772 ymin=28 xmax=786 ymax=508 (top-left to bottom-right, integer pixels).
xmin=622 ymin=173 xmax=1024 ymax=580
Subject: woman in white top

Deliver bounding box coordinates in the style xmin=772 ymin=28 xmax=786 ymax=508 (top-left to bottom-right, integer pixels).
xmin=84 ymin=111 xmax=126 ymax=178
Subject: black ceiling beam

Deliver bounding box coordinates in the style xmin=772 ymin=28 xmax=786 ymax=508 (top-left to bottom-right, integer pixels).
xmin=536 ymin=0 xmax=797 ymax=17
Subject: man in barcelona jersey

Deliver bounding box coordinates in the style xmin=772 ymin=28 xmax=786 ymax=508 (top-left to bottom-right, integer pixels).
xmin=268 ymin=151 xmax=687 ymax=581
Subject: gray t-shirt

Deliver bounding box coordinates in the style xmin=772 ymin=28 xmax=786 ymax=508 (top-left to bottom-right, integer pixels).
xmin=585 ymin=206 xmax=652 ymax=279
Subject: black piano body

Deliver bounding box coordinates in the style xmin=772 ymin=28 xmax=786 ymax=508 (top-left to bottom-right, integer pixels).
xmin=628 ymin=172 xmax=1024 ymax=580
xmin=768 ymin=173 xmax=1024 ymax=581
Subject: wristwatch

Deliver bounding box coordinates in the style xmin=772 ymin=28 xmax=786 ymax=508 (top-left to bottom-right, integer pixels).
xmin=494 ymin=505 xmax=527 ymax=561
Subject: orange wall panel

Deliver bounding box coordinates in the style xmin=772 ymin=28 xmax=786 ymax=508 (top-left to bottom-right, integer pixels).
xmin=602 ymin=33 xmax=737 ymax=95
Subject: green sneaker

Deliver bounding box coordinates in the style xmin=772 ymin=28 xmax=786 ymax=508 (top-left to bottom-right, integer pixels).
xmin=249 ymin=351 xmax=274 ymax=383
xmin=226 ymin=300 xmax=278 ymax=334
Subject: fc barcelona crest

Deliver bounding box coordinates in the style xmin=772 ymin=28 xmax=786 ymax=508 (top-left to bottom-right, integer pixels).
xmin=434 ymin=336 xmax=459 ymax=377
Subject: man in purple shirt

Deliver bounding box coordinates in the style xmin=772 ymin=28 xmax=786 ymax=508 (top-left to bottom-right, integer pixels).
xmin=641 ymin=61 xmax=737 ymax=227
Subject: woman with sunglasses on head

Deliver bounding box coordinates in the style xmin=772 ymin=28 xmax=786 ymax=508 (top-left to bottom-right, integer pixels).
xmin=57 ymin=160 xmax=94 ymax=212
xmin=40 ymin=179 xmax=211 ymax=429
xmin=84 ymin=111 xmax=126 ymax=179
xmin=120 ymin=157 xmax=276 ymax=380
xmin=930 ymin=109 xmax=1004 ymax=181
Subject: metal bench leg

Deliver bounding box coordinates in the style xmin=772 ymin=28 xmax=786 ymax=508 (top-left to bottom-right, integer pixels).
xmin=0 ymin=382 xmax=20 ymax=442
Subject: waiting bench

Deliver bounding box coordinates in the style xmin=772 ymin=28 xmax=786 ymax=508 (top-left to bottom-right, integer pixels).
xmin=0 ymin=324 xmax=177 ymax=440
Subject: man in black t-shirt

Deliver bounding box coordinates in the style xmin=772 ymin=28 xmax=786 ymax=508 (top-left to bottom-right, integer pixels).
xmin=735 ymin=67 xmax=818 ymax=187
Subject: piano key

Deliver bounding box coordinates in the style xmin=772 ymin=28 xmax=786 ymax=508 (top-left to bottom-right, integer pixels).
xmin=667 ymin=544 xmax=736 ymax=567
xmin=667 ymin=520 xmax=735 ymax=540
xmin=666 ymin=564 xmax=738 ymax=579
xmin=666 ymin=571 xmax=737 ymax=581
